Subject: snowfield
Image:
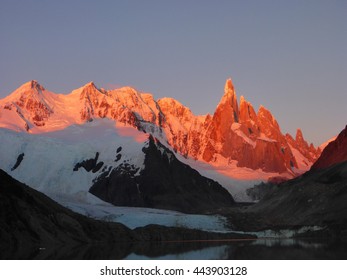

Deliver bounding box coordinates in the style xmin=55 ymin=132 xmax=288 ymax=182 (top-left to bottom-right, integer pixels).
xmin=0 ymin=119 xmax=147 ymax=201
xmin=0 ymin=119 xmax=231 ymax=232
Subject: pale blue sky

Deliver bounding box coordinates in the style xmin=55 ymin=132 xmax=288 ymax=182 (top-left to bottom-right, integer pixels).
xmin=0 ymin=0 xmax=346 ymax=145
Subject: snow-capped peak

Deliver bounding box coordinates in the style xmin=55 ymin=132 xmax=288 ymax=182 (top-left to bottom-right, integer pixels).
xmin=21 ymin=80 xmax=45 ymax=91
xmin=78 ymin=81 xmax=102 ymax=94
xmin=85 ymin=81 xmax=95 ymax=87
xmin=0 ymin=80 xmax=45 ymax=103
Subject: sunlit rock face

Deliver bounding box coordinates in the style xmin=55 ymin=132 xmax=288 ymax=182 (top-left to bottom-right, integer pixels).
xmin=285 ymin=129 xmax=321 ymax=163
xmin=197 ymin=79 xmax=310 ymax=173
xmin=311 ymin=125 xmax=347 ymax=170
xmin=0 ymin=79 xmax=321 ymax=174
xmin=0 ymin=81 xmax=53 ymax=129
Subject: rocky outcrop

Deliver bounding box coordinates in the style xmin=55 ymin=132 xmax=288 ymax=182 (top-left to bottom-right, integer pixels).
xmin=286 ymin=129 xmax=320 ymax=163
xmin=11 ymin=153 xmax=25 ymax=171
xmin=90 ymin=136 xmax=235 ymax=213
xmin=0 ymin=169 xmax=135 ymax=255
xmin=311 ymin=125 xmax=347 ymax=170
xmin=73 ymin=152 xmax=104 ymax=173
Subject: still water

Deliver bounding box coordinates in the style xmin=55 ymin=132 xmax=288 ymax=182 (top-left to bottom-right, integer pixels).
xmin=4 ymin=238 xmax=347 ymax=260
xmin=125 ymin=238 xmax=347 ymax=260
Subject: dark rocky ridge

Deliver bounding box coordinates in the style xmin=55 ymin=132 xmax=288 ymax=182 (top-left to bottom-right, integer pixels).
xmin=90 ymin=136 xmax=235 ymax=213
xmin=311 ymin=125 xmax=347 ymax=170
xmin=215 ymin=162 xmax=347 ymax=237
xmin=249 ymin=161 xmax=347 ymax=229
xmin=0 ymin=169 xmax=254 ymax=259
xmin=219 ymin=126 xmax=347 ymax=236
xmin=0 ymin=169 xmax=134 ymax=256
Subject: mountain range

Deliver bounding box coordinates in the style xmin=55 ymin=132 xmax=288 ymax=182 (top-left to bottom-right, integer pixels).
xmin=0 ymin=78 xmax=346 ymax=259
xmin=0 ymin=79 xmax=320 ymax=176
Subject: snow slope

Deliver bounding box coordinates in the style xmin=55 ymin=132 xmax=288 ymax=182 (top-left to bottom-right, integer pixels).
xmin=0 ymin=119 xmax=230 ymax=231
xmin=0 ymin=119 xmax=146 ymax=201
xmin=173 ymin=151 xmax=291 ymax=202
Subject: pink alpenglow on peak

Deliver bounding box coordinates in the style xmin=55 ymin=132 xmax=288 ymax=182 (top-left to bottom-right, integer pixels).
xmin=0 ymin=78 xmax=322 ymax=177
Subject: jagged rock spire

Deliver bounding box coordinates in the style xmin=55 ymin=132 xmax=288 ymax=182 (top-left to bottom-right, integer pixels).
xmin=220 ymin=78 xmax=239 ymax=123
xmin=239 ymin=95 xmax=257 ymax=123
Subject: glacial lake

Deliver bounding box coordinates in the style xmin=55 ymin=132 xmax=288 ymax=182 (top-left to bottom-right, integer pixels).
xmin=4 ymin=238 xmax=347 ymax=260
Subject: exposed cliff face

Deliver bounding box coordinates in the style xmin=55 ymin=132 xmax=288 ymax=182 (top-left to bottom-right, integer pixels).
xmin=239 ymin=95 xmax=258 ymax=135
xmin=90 ymin=136 xmax=235 ymax=213
xmin=156 ymin=97 xmax=202 ymax=157
xmin=0 ymin=79 xmax=320 ymax=175
xmin=311 ymin=125 xmax=347 ymax=170
xmin=201 ymin=79 xmax=239 ymax=162
xmin=198 ymin=80 xmax=304 ymax=173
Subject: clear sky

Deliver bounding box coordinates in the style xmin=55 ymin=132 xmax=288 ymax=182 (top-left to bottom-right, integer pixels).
xmin=0 ymin=0 xmax=346 ymax=145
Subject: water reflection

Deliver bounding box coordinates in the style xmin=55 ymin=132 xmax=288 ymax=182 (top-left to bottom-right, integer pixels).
xmin=125 ymin=244 xmax=230 ymax=260
xmin=127 ymin=238 xmax=347 ymax=260
xmin=230 ymin=238 xmax=347 ymax=260
xmin=2 ymin=238 xmax=347 ymax=260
